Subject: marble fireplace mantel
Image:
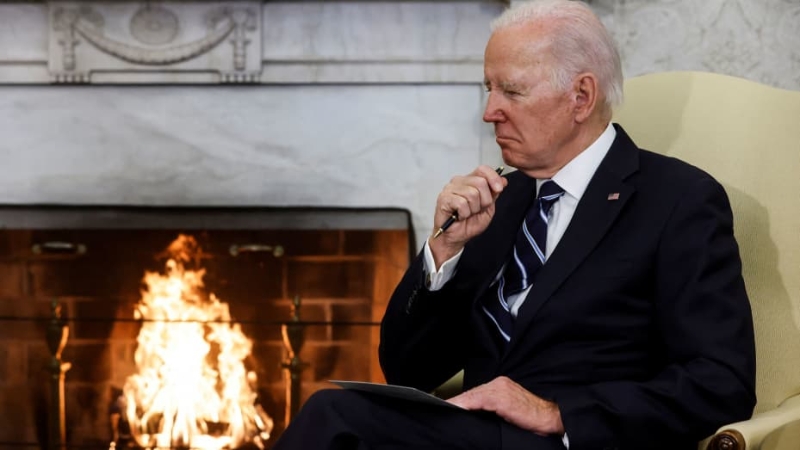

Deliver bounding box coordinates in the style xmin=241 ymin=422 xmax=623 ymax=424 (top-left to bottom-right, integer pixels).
xmin=0 ymin=1 xmax=508 ymax=246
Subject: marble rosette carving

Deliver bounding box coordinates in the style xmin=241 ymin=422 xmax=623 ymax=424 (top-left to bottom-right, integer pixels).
xmin=48 ymin=1 xmax=261 ymax=83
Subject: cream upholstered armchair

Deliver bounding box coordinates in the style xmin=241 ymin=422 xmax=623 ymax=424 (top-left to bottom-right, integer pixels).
xmin=614 ymin=71 xmax=800 ymax=450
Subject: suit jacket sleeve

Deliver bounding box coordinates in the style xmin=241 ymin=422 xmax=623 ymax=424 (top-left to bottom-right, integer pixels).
xmin=378 ymin=248 xmax=479 ymax=392
xmin=556 ymin=176 xmax=757 ymax=449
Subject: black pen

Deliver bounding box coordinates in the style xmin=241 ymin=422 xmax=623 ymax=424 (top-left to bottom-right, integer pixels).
xmin=432 ymin=166 xmax=505 ymax=239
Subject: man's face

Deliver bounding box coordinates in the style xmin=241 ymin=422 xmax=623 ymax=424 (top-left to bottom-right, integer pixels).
xmin=483 ymin=24 xmax=578 ymax=177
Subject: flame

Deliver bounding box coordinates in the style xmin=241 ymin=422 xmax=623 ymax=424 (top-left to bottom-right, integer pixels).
xmin=123 ymin=235 xmax=273 ymax=449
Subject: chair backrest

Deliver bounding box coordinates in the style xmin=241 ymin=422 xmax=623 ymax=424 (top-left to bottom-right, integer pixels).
xmin=614 ymin=71 xmax=800 ymax=414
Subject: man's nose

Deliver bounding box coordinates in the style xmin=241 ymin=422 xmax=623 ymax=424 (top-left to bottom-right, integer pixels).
xmin=483 ymin=93 xmax=505 ymax=123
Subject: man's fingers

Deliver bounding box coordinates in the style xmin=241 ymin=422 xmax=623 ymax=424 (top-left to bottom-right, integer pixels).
xmin=431 ymin=165 xmax=507 ymax=244
xmin=473 ymin=165 xmax=507 ymax=193
xmin=437 ymin=190 xmax=471 ymax=222
xmin=449 ymin=184 xmax=490 ymax=216
xmin=445 ymin=388 xmax=483 ymax=410
xmin=442 ymin=172 xmax=499 ymax=218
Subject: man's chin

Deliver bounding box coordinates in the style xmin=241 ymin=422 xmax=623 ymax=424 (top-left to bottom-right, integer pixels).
xmin=499 ymin=149 xmax=521 ymax=168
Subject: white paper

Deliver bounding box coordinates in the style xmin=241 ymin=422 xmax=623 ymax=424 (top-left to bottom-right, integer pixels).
xmin=329 ymin=380 xmax=463 ymax=410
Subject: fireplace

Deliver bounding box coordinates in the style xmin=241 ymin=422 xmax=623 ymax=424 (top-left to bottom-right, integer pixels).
xmin=0 ymin=205 xmax=413 ymax=449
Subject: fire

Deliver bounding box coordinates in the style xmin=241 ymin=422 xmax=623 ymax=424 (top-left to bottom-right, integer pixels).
xmin=123 ymin=235 xmax=273 ymax=449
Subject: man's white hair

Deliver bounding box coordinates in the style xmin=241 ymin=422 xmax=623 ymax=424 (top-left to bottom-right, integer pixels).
xmin=491 ymin=0 xmax=624 ymax=114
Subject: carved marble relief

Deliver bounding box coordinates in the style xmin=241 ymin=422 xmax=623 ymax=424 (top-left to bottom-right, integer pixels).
xmin=48 ymin=2 xmax=261 ymax=84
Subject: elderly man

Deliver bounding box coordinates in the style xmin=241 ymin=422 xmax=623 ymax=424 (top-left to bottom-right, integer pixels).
xmin=273 ymin=1 xmax=756 ymax=449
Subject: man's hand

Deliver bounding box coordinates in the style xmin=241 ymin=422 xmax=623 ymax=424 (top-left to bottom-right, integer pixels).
xmin=429 ymin=165 xmax=507 ymax=267
xmin=447 ymin=376 xmax=564 ymax=436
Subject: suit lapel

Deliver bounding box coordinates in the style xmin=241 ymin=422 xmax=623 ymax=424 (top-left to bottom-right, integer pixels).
xmin=507 ymin=125 xmax=640 ymax=353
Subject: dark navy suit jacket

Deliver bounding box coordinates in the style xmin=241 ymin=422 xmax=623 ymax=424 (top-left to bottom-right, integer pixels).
xmin=379 ymin=125 xmax=756 ymax=450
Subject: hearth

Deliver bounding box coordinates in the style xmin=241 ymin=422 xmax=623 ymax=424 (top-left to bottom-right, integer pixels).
xmin=0 ymin=205 xmax=413 ymax=450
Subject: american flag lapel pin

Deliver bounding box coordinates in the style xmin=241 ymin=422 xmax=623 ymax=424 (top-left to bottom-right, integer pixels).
xmin=607 ymin=192 xmax=620 ymax=201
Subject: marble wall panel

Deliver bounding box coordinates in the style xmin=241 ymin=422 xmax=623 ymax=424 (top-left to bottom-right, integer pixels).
xmin=0 ymin=84 xmax=488 ymax=244
xmin=592 ymin=0 xmax=800 ymax=91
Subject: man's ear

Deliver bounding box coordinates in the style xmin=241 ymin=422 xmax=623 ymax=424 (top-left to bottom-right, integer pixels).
xmin=573 ymin=73 xmax=598 ymax=123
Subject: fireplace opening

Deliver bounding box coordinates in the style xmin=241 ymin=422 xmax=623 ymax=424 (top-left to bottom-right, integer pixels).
xmin=0 ymin=206 xmax=413 ymax=450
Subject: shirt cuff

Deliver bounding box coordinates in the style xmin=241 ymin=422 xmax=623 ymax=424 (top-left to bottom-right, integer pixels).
xmin=422 ymin=238 xmax=463 ymax=291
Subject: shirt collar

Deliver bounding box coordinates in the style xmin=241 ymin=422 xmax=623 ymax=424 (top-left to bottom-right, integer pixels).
xmin=537 ymin=122 xmax=616 ymax=200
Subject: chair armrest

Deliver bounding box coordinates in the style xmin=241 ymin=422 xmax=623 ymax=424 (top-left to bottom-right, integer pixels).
xmin=759 ymin=417 xmax=800 ymax=450
xmin=703 ymin=394 xmax=800 ymax=450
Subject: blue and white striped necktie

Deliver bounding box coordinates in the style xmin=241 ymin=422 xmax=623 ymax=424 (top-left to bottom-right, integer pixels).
xmin=482 ymin=180 xmax=565 ymax=343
